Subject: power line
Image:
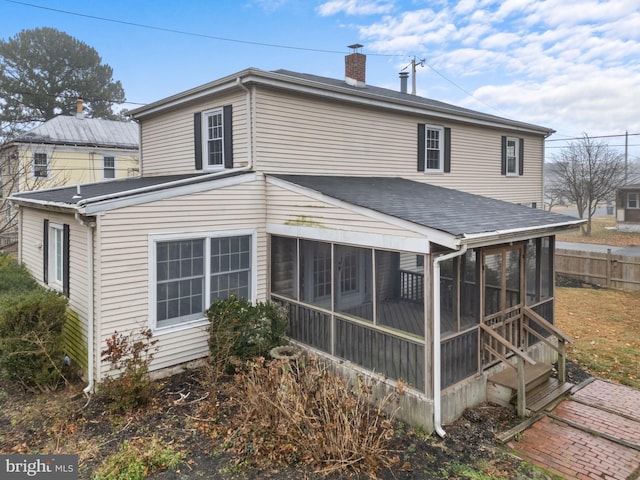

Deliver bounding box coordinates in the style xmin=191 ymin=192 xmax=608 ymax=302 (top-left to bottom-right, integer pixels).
xmin=4 ymin=0 xmax=507 ymax=114
xmin=546 ymin=133 xmax=640 ymax=142
xmin=5 ymin=0 xmax=381 ymax=56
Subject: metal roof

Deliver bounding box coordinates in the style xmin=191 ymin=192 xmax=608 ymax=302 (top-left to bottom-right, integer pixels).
xmin=270 ymin=175 xmax=581 ymax=242
xmin=10 ymin=115 xmax=139 ymax=150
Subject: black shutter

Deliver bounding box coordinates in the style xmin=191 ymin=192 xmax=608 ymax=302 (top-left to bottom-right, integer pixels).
xmin=417 ymin=124 xmax=425 ymax=171
xmin=501 ymin=136 xmax=507 ymax=175
xmin=63 ymin=224 xmax=70 ymax=297
xmin=43 ymin=219 xmax=49 ymax=284
xmin=194 ymin=112 xmax=202 ymax=170
xmin=444 ymin=127 xmax=451 ymax=173
xmin=519 ymin=137 xmax=524 ymax=176
xmin=223 ymin=105 xmax=233 ymax=169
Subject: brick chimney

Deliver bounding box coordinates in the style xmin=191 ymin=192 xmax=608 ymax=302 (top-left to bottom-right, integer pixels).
xmin=76 ymin=98 xmax=84 ymax=118
xmin=345 ymin=44 xmax=366 ymax=87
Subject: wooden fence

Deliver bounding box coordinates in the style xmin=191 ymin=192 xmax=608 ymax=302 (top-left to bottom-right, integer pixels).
xmin=0 ymin=232 xmax=18 ymax=256
xmin=556 ymin=248 xmax=640 ymax=292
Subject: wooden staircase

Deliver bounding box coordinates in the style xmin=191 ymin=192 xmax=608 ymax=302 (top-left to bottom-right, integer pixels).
xmin=487 ymin=362 xmax=573 ymax=415
xmin=482 ymin=306 xmax=575 ymax=417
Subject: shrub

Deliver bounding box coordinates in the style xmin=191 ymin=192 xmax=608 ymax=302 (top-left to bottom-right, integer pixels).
xmin=230 ymin=356 xmax=401 ymax=476
xmin=99 ymin=329 xmax=158 ymax=412
xmin=0 ymin=288 xmax=68 ymax=391
xmin=93 ymin=436 xmax=184 ymax=480
xmin=207 ymin=296 xmax=287 ymax=376
xmin=0 ymin=253 xmax=38 ymax=295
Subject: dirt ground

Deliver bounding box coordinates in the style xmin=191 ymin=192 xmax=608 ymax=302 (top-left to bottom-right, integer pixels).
xmin=0 ymin=364 xmax=567 ymax=480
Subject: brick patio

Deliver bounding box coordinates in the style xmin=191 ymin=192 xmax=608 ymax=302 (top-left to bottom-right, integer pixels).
xmin=508 ymin=379 xmax=640 ymax=480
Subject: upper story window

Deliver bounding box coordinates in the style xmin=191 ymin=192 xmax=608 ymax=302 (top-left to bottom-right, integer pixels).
xmin=418 ymin=124 xmax=451 ymax=173
xmin=103 ymin=156 xmax=116 ymax=179
xmin=204 ymin=108 xmax=224 ymax=169
xmin=194 ymin=105 xmax=233 ymax=171
xmin=628 ymin=193 xmax=640 ymax=209
xmin=33 ymin=153 xmax=48 ymax=178
xmin=501 ymin=136 xmax=524 ymax=176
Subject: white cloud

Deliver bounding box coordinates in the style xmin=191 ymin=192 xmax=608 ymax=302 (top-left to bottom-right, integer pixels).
xmin=317 ymin=0 xmax=395 ymax=16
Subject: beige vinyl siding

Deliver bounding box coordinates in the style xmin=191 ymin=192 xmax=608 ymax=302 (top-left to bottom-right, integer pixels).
xmin=253 ymin=87 xmax=544 ymax=205
xmin=140 ymin=92 xmax=248 ymax=176
xmin=96 ymin=180 xmax=267 ymax=374
xmin=267 ymin=182 xmax=424 ymax=239
xmin=18 ymin=207 xmax=91 ymax=369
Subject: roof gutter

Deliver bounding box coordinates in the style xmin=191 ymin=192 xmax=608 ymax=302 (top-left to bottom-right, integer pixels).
xmin=458 ymin=220 xmax=585 ymax=248
xmin=432 ymin=244 xmax=468 ymax=438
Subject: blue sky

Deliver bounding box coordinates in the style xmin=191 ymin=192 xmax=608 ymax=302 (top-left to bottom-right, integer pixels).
xmin=2 ymin=0 xmax=640 ymax=160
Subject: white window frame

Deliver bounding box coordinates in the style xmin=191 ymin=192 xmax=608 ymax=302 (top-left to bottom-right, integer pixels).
xmin=628 ymin=193 xmax=640 ymax=209
xmin=424 ymin=125 xmax=444 ymax=173
xmin=48 ymin=223 xmax=64 ymax=291
xmin=148 ymin=229 xmax=257 ymax=334
xmin=103 ymin=156 xmax=116 ymax=179
xmin=202 ymin=108 xmax=225 ymax=171
xmin=506 ymin=137 xmax=519 ymax=176
xmin=33 ymin=152 xmax=48 ymax=178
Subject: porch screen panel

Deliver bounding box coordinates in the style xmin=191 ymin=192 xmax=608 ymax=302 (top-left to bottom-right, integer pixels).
xmin=506 ymin=249 xmax=521 ymax=308
xmin=300 ymin=240 xmax=331 ymax=310
xmin=334 ymin=245 xmax=373 ymax=321
xmin=440 ymin=257 xmax=458 ymax=337
xmin=335 ymin=318 xmax=425 ymax=392
xmin=484 ymin=253 xmax=503 ymax=316
xmin=271 ymin=236 xmax=297 ymax=299
xmin=460 ymin=249 xmax=480 ymax=330
xmin=540 ymin=237 xmax=552 ymax=301
xmin=376 ymin=250 xmax=424 ymax=337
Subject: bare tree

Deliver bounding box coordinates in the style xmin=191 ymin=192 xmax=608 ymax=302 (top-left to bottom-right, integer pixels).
xmin=551 ymin=134 xmax=626 ymax=235
xmin=1 ymin=147 xmax=69 ymax=253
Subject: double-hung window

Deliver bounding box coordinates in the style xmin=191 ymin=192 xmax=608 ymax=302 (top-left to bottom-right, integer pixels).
xmin=505 ymin=137 xmax=519 ymax=175
xmin=203 ymin=108 xmax=224 ymax=169
xmin=43 ymin=219 xmax=69 ymax=296
xmin=425 ymin=126 xmax=444 ymax=172
xmin=48 ymin=224 xmax=64 ymax=288
xmin=33 ymin=153 xmax=48 ymax=178
xmin=628 ymin=193 xmax=640 ymax=209
xmin=418 ymin=124 xmax=450 ymax=173
xmin=152 ymin=231 xmax=253 ymax=330
xmin=501 ymin=136 xmax=524 ymax=176
xmin=103 ymin=156 xmax=116 ymax=179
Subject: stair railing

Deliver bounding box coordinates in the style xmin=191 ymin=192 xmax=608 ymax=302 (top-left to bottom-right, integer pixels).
xmin=480 ymin=323 xmax=536 ymax=416
xmin=522 ymin=306 xmax=574 ymax=384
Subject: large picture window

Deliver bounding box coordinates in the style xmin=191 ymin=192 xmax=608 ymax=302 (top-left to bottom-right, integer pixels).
xmin=152 ymin=232 xmax=253 ymax=330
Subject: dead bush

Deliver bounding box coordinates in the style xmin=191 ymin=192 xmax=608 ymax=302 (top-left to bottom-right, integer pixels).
xmin=229 ymin=356 xmax=401 ymax=476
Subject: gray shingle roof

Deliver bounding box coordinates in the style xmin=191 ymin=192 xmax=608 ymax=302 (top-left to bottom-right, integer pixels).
xmin=10 ymin=173 xmax=210 ymax=206
xmin=11 ymin=115 xmax=139 ymax=149
xmin=271 ymin=175 xmax=580 ymax=238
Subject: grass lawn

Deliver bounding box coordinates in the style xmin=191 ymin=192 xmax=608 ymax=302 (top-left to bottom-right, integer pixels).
xmin=555 ymin=213 xmax=640 ymax=389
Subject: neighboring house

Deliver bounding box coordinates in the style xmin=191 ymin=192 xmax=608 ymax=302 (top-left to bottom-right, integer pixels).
xmin=615 ymin=183 xmax=640 ymax=232
xmin=0 ymin=99 xmax=139 ymax=194
xmin=10 ymin=50 xmax=582 ymax=431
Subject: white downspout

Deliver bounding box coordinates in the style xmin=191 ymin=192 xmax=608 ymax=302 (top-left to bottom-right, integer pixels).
xmin=235 ymin=77 xmax=253 ymax=169
xmin=75 ymin=213 xmax=95 ymax=394
xmin=432 ymin=243 xmax=468 ymax=438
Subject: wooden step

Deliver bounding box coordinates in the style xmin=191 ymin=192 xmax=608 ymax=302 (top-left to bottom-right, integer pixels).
xmin=525 ymin=378 xmax=573 ymax=413
xmin=488 ymin=362 xmax=552 ymax=391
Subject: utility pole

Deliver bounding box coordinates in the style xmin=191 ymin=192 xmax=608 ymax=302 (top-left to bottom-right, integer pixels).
xmin=410 ymin=56 xmax=425 ymax=95
xmin=625 ymin=130 xmax=629 ymax=184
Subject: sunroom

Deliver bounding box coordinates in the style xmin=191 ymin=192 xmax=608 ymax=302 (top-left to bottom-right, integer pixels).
xmin=267 ymin=175 xmax=582 ymax=429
